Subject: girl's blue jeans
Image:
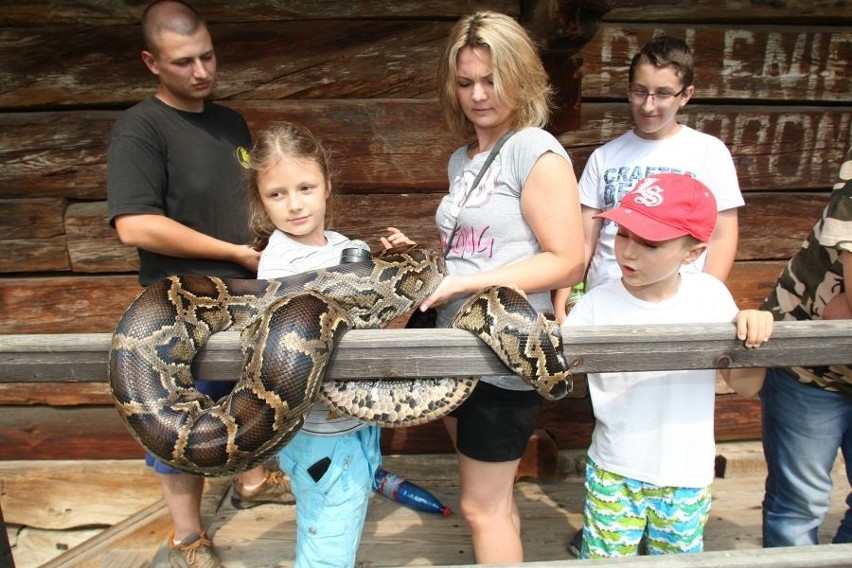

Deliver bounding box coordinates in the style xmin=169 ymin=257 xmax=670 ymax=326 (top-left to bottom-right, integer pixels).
xmin=277 ymin=425 xmax=382 ymax=567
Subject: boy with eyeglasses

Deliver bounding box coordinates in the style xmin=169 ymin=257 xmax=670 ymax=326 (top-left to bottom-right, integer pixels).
xmin=554 ymin=35 xmax=743 ymax=322
xmin=558 ymin=35 xmax=746 ymax=558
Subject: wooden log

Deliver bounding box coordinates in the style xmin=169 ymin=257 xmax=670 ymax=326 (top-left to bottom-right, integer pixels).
xmin=561 ymin=104 xmax=852 ymax=191
xmin=0 ymin=275 xmax=142 ymax=334
xmin=603 ymin=0 xmax=848 ymax=23
xmin=579 ymin=24 xmax=852 ymax=102
xmin=2 ymin=103 xmax=845 ymax=202
xmin=1 ymin=321 xmax=847 ymax=383
xmin=0 ymin=198 xmax=65 ymax=239
xmin=738 ymin=192 xmax=825 ymax=261
xmin=0 ymin=10 xmax=586 ymax=110
xmin=0 ymin=260 xmax=784 ymax=334
xmin=35 ymin=499 xmax=170 ymax=568
xmin=0 ymin=405 xmax=143 ymax=460
xmin=0 ymin=237 xmax=69 ymax=273
xmin=64 ymin=202 xmax=138 ymax=274
xmin=52 ymin=189 xmax=824 ymax=276
xmin=0 ymin=1 xmax=520 ymax=26
xmin=0 ymin=460 xmax=160 ymax=529
xmin=0 ymin=382 xmax=113 ymax=406
xmin=0 ymin=22 xmax=443 ymax=107
xmin=0 ymin=395 xmax=760 ymax=459
xmin=0 ymin=111 xmax=117 ymax=200
xmin=727 ymin=261 xmax=786 ymax=310
xmin=1 ymin=20 xmax=845 ymax=108
xmin=8 ymin=319 xmax=844 ymax=459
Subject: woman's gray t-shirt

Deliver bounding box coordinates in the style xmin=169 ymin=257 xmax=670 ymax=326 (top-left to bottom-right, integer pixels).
xmin=435 ymin=127 xmax=572 ymax=390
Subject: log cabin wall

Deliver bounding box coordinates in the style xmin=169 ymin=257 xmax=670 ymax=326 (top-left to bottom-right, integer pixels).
xmin=0 ymin=0 xmax=849 ymax=461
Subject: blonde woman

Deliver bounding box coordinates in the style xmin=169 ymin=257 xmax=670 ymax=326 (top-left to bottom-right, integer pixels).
xmin=416 ymin=11 xmax=584 ymax=563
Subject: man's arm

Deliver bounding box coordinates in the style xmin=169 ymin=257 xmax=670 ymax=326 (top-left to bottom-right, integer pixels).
xmin=115 ymin=214 xmax=259 ymax=272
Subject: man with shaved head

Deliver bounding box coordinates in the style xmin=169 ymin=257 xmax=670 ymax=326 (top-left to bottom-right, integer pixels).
xmin=107 ymin=2 xmax=293 ymax=566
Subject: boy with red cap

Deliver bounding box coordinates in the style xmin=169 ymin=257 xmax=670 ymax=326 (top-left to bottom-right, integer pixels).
xmin=561 ymin=172 xmax=774 ymax=559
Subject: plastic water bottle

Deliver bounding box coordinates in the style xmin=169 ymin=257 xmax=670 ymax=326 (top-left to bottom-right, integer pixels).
xmin=373 ymin=468 xmax=452 ymax=517
xmin=566 ymin=281 xmax=585 ymax=314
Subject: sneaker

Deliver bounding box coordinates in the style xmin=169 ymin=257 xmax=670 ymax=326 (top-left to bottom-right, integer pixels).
xmin=168 ymin=530 xmax=221 ymax=568
xmin=231 ymin=470 xmax=296 ymax=509
xmin=567 ymin=528 xmax=583 ymax=558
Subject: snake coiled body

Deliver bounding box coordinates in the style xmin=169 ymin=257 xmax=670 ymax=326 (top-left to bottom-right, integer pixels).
xmin=109 ymin=245 xmax=571 ymax=476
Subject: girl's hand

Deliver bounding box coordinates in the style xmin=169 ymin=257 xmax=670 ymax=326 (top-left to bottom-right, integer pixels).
xmin=381 ymin=226 xmax=416 ymax=249
xmin=735 ymin=309 xmax=774 ymax=348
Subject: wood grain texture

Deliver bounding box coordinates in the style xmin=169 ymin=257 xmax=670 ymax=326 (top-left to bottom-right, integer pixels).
xmin=3 ymin=103 xmax=846 ymax=202
xmin=0 ymin=260 xmax=786 ymax=333
xmin=10 ymin=450 xmax=850 ymax=567
xmin=0 ymin=460 xmax=160 ymax=529
xmin=603 ymin=0 xmax=849 ymax=23
xmin=1 ymin=321 xmax=846 ymax=382
xmin=0 ymin=395 xmax=765 ymax=458
xmin=561 ymin=104 xmax=852 ymax=191
xmin=0 ymin=275 xmax=142 ymax=334
xmin=0 ymin=1 xmax=520 ymax=26
xmin=0 ymin=8 xmax=586 ymax=110
xmin=578 ymin=24 xmax=852 ymax=102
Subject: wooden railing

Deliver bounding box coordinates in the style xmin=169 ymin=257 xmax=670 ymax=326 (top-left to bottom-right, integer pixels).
xmin=1 ymin=321 xmax=849 ymax=383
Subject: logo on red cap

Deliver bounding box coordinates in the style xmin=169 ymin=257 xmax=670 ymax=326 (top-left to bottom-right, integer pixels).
xmin=596 ymin=173 xmax=717 ymax=242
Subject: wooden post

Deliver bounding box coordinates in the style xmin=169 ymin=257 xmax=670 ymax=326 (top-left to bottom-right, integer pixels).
xmin=0 ymin=501 xmax=15 ymax=568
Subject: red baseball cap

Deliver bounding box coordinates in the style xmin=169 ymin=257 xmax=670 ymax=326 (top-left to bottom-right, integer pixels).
xmin=595 ymin=173 xmax=717 ymax=242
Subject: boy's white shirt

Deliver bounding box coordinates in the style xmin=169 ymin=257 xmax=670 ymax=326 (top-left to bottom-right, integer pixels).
xmin=561 ymin=272 xmax=738 ymax=488
xmin=580 ymin=126 xmax=744 ymax=289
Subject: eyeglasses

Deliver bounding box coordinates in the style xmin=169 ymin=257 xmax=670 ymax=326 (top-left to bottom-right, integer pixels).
xmin=627 ymin=86 xmax=687 ymax=103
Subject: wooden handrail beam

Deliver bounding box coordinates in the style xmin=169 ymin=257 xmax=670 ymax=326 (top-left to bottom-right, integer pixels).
xmin=0 ymin=320 xmax=848 ymax=383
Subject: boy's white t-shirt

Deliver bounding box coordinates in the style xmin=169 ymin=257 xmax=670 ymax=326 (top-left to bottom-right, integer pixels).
xmin=561 ymin=273 xmax=739 ymax=488
xmin=580 ymin=126 xmax=744 ymax=289
xmin=258 ymin=229 xmax=367 ymax=436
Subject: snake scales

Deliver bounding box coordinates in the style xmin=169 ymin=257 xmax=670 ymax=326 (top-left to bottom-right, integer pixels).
xmin=109 ymin=245 xmax=572 ymax=476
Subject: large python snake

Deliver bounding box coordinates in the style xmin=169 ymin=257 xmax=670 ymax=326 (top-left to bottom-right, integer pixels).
xmin=109 ymin=245 xmax=572 ymax=476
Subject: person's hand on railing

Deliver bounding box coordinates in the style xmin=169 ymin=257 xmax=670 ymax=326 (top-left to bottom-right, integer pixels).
xmin=734 ymin=309 xmax=774 ymax=349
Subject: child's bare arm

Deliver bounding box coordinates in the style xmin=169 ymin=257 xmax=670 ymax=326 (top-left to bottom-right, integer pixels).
xmin=721 ymin=309 xmax=775 ymax=398
xmin=381 ymin=226 xmax=416 ymax=249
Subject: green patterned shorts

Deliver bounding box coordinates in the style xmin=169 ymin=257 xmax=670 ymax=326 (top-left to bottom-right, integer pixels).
xmin=581 ymin=457 xmax=711 ymax=558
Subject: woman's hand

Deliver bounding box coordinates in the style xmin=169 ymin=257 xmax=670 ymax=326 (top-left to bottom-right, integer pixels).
xmin=419 ymin=274 xmax=465 ymax=311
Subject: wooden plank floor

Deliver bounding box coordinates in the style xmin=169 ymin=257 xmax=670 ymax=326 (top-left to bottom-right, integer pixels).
xmin=4 ymin=444 xmax=848 ymax=568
